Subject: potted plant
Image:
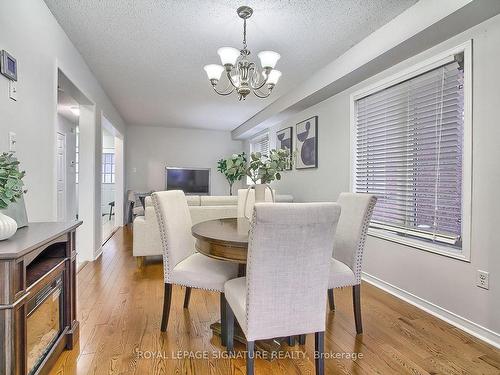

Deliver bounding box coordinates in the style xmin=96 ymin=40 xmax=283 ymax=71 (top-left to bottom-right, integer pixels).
xmin=0 ymin=153 xmax=26 ymax=240
xmin=217 ymin=152 xmax=247 ymax=196
xmin=246 ymin=148 xmax=290 ymax=202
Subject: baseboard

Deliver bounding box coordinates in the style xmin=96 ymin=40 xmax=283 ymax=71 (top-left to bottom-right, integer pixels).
xmin=362 ymin=272 xmax=500 ymax=349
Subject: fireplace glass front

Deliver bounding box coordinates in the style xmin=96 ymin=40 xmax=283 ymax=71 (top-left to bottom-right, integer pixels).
xmin=26 ymin=275 xmax=63 ymax=375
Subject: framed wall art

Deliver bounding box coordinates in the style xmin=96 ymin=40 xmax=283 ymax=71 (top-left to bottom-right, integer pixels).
xmin=295 ymin=116 xmax=318 ymax=169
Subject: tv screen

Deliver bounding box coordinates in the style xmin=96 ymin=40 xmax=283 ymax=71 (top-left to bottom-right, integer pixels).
xmin=166 ymin=168 xmax=210 ymax=195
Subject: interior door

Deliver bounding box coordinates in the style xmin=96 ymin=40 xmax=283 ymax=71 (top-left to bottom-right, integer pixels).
xmin=56 ymin=132 xmax=66 ymax=221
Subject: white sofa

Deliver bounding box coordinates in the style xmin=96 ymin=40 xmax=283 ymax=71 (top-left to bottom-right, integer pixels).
xmin=133 ymin=195 xmax=237 ymax=262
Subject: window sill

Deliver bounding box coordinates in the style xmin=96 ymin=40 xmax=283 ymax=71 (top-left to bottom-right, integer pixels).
xmin=367 ymin=228 xmax=470 ymax=262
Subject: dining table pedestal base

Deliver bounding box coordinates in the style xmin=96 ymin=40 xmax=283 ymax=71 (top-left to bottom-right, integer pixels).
xmin=210 ymin=321 xmax=291 ymax=359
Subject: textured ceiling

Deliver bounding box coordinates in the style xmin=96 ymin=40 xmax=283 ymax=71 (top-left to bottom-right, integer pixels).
xmin=44 ymin=0 xmax=417 ymax=130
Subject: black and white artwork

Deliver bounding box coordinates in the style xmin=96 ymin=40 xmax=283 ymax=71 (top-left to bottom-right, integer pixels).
xmin=295 ymin=116 xmax=318 ymax=169
xmin=276 ymin=126 xmax=293 ymax=170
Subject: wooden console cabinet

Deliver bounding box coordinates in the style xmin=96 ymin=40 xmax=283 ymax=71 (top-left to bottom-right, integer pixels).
xmin=0 ymin=221 xmax=82 ymax=375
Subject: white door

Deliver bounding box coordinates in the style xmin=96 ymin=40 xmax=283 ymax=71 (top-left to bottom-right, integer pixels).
xmin=56 ymin=132 xmax=66 ymax=221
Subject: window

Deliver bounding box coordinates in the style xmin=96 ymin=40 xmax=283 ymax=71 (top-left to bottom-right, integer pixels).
xmin=247 ymin=133 xmax=270 ymax=184
xmin=102 ymin=152 xmax=115 ymax=184
xmin=249 ymin=133 xmax=270 ymax=156
xmin=352 ymin=42 xmax=471 ymax=259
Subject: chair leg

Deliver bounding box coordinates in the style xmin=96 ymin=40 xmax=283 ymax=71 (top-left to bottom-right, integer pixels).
xmin=161 ymin=283 xmax=172 ymax=332
xmin=353 ymin=284 xmax=363 ymax=334
xmin=220 ymin=293 xmax=227 ymax=346
xmin=247 ymin=340 xmax=255 ymax=375
xmin=315 ymin=332 xmax=324 ymax=375
xmin=136 ymin=256 xmax=145 ymax=268
xmin=225 ymin=301 xmax=235 ymax=352
xmin=298 ymin=334 xmax=306 ymax=345
xmin=287 ymin=336 xmax=296 ymax=346
xmin=183 ymin=287 xmax=192 ymax=308
xmin=328 ymin=288 xmax=335 ymax=311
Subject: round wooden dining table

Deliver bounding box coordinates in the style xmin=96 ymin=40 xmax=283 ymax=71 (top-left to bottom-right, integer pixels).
xmin=192 ymin=217 xmax=250 ymax=271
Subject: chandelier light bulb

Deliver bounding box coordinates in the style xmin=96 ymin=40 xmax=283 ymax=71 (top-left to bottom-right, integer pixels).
xmin=203 ymin=64 xmax=225 ymax=81
xmin=267 ymin=70 xmax=282 ymax=85
xmin=217 ymin=47 xmax=241 ymax=67
xmin=257 ymin=51 xmax=280 ymax=69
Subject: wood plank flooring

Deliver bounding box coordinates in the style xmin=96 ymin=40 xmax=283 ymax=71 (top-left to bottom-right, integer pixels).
xmin=49 ymin=226 xmax=500 ymax=375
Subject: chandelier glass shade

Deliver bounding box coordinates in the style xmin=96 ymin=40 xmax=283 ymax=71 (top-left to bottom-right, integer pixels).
xmin=203 ymin=6 xmax=282 ymax=100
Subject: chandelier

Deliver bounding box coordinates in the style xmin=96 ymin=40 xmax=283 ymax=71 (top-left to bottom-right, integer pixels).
xmin=203 ymin=6 xmax=282 ymax=101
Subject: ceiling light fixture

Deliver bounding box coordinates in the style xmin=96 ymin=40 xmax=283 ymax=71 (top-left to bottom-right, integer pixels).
xmin=203 ymin=6 xmax=281 ymax=101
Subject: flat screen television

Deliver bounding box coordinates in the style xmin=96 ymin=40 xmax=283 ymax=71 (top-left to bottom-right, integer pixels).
xmin=165 ymin=167 xmax=210 ymax=195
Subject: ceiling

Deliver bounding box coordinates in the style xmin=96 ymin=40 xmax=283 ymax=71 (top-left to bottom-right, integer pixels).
xmin=45 ymin=0 xmax=417 ymax=131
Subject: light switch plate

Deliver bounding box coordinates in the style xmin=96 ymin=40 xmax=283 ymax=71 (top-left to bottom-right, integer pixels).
xmin=8 ymin=132 xmax=16 ymax=152
xmin=9 ymin=81 xmax=17 ymax=101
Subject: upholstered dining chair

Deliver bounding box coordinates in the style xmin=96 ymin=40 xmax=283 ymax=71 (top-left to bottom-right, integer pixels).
xmin=237 ymin=188 xmax=274 ymax=218
xmin=151 ymin=190 xmax=239 ymax=334
xmin=326 ymin=193 xmax=377 ymax=335
xmin=224 ymin=202 xmax=341 ymax=375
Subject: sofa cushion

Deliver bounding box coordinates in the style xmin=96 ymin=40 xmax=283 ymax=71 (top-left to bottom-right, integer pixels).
xmin=186 ymin=195 xmax=201 ymax=206
xmin=189 ymin=206 xmax=237 ymax=225
xmin=200 ymin=196 xmax=238 ymax=206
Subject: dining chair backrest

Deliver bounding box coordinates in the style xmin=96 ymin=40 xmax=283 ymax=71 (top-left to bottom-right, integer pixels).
xmin=237 ymin=188 xmax=274 ymax=218
xmin=245 ymin=202 xmax=341 ymax=341
xmin=333 ymin=193 xmax=377 ymax=284
xmin=152 ymin=190 xmax=195 ymax=282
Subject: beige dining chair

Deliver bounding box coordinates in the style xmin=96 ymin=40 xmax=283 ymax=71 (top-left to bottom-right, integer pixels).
xmin=151 ymin=190 xmax=239 ymax=336
xmin=326 ymin=193 xmax=377 ymax=334
xmin=224 ymin=202 xmax=341 ymax=375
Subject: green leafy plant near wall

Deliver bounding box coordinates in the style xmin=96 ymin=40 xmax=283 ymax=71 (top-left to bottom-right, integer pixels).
xmin=217 ymin=152 xmax=247 ymax=195
xmin=247 ymin=148 xmax=291 ymax=184
xmin=0 ymin=153 xmax=26 ymax=209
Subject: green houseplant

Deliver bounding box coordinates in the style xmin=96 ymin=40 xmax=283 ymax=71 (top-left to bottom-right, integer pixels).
xmin=0 ymin=153 xmax=26 ymax=240
xmin=217 ymin=152 xmax=247 ymax=195
xmin=246 ymin=148 xmax=290 ymax=184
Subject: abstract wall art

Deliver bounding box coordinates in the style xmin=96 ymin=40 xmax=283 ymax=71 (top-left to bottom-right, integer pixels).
xmin=295 ymin=116 xmax=318 ymax=169
xmin=276 ymin=126 xmax=293 ymax=170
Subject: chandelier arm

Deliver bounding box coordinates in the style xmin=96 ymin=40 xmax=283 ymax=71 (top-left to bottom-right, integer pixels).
xmin=213 ymin=85 xmax=235 ymax=96
xmin=253 ymin=87 xmax=272 ymax=98
xmin=212 ymin=78 xmax=234 ymax=95
xmin=250 ymin=72 xmax=269 ymax=91
xmin=226 ymin=70 xmax=240 ymax=88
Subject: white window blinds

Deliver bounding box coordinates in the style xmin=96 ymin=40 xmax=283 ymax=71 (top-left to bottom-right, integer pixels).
xmin=250 ymin=133 xmax=270 ymax=156
xmin=354 ymin=59 xmax=464 ymax=248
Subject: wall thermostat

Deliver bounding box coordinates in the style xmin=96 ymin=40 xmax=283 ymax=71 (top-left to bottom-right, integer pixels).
xmin=0 ymin=50 xmax=17 ymax=81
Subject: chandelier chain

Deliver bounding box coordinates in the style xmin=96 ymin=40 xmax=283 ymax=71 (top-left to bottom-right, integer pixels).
xmin=243 ymin=18 xmax=247 ymax=51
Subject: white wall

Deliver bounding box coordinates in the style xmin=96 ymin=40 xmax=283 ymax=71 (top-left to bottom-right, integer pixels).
xmin=126 ymin=126 xmax=244 ymax=196
xmin=0 ymin=0 xmax=127 ymax=261
xmin=250 ymin=15 xmax=500 ymax=343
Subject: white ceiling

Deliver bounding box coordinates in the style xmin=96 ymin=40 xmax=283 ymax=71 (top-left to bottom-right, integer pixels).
xmin=44 ymin=0 xmax=417 ymax=131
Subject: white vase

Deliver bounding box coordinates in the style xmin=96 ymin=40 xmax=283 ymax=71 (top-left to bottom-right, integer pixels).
xmin=254 ymin=183 xmax=267 ymax=202
xmin=0 ymin=212 xmax=17 ymax=240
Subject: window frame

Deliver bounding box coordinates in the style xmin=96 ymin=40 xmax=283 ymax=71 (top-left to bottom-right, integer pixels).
xmin=102 ymin=150 xmax=116 ymax=184
xmin=350 ymin=41 xmax=472 ymax=261
xmin=247 ymin=132 xmax=270 ymax=185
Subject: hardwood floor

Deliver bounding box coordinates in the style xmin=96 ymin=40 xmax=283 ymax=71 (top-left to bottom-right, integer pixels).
xmin=49 ymin=226 xmax=500 ymax=375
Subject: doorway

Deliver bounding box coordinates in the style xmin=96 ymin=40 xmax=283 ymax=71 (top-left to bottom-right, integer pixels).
xmin=57 ymin=69 xmax=97 ymax=263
